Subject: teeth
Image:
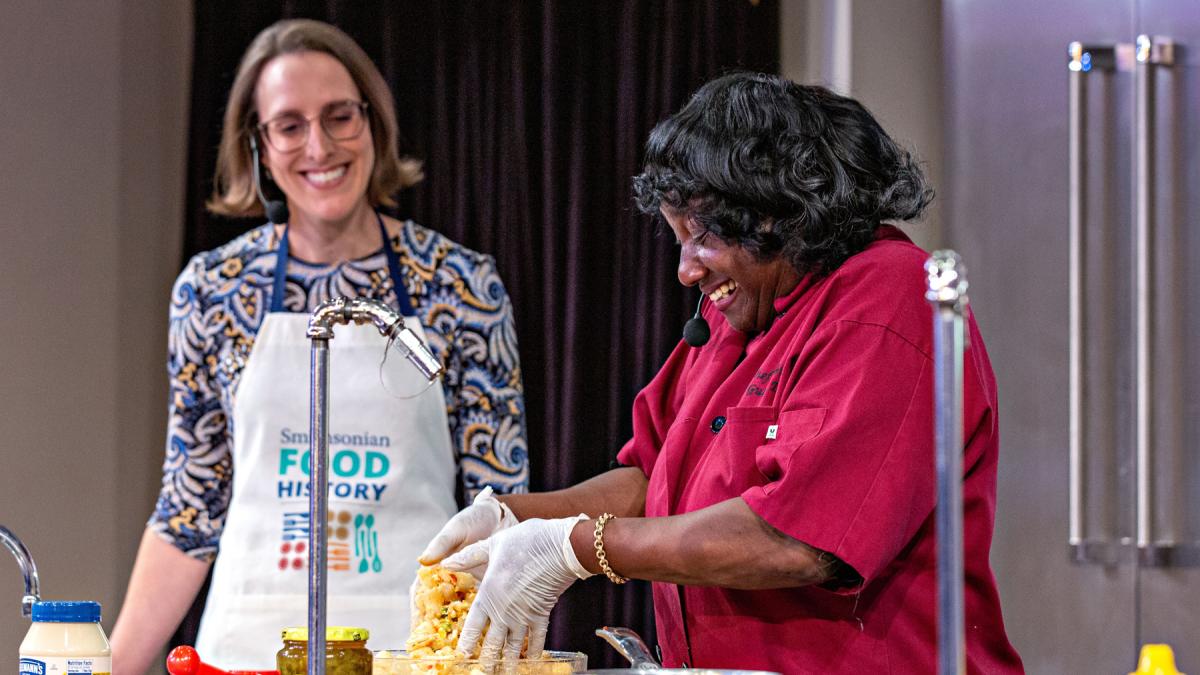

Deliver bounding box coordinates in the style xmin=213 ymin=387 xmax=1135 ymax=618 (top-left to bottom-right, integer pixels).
xmin=708 ymin=280 xmax=737 ymax=302
xmin=307 ymin=166 xmax=347 ymax=185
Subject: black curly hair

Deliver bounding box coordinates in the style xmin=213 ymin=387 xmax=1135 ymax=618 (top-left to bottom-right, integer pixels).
xmin=633 ymin=72 xmax=933 ymax=277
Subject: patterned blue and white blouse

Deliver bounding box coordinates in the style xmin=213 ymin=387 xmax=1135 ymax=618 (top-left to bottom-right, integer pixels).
xmin=149 ymin=220 xmax=529 ymax=560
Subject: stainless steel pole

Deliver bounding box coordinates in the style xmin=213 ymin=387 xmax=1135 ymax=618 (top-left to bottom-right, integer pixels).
xmin=926 ymin=250 xmax=967 ymax=675
xmin=307 ymin=338 xmax=331 ymax=675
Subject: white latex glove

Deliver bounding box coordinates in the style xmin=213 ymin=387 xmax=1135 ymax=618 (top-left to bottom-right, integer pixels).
xmin=419 ymin=486 xmax=519 ymax=566
xmin=442 ymin=515 xmax=594 ymax=661
xmin=412 ymin=487 xmax=519 ymax=631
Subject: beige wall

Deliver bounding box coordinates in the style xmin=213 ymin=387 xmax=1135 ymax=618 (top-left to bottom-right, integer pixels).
xmin=0 ymin=0 xmax=191 ymax=667
xmin=780 ymin=0 xmax=944 ymax=251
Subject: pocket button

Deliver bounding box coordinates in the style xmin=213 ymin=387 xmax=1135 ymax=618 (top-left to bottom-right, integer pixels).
xmin=710 ymin=416 xmax=727 ymax=433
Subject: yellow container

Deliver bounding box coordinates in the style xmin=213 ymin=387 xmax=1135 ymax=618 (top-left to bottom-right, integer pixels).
xmin=1130 ymin=644 xmax=1185 ymax=675
xmin=277 ymin=626 xmax=372 ymax=675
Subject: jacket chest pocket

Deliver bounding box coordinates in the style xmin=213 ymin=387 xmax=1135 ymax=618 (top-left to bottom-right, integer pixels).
xmin=754 ymin=407 xmax=827 ymax=483
xmin=681 ymin=406 xmax=781 ymax=506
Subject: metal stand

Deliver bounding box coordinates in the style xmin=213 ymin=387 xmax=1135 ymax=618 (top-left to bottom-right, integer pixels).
xmin=925 ymin=251 xmax=967 ymax=675
xmin=305 ymin=297 xmax=443 ymax=675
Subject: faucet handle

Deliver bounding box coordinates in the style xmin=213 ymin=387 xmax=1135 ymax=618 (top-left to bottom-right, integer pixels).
xmin=0 ymin=525 xmax=41 ymax=618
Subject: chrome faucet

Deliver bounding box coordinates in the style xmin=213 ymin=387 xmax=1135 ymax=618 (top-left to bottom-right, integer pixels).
xmin=304 ymin=297 xmax=442 ymax=675
xmin=0 ymin=525 xmax=41 ymax=618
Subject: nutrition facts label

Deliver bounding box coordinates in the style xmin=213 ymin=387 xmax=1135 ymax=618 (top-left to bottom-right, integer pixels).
xmin=19 ymin=656 xmax=112 ymax=674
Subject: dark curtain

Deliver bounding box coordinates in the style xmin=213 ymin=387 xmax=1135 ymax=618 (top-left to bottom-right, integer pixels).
xmin=180 ymin=1 xmax=778 ymax=667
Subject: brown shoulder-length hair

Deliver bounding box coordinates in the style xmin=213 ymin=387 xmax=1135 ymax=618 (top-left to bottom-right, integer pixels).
xmin=207 ymin=19 xmax=423 ymax=217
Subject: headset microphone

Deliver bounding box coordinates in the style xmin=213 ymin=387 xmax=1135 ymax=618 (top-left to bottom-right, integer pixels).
xmin=250 ymin=135 xmax=290 ymax=225
xmin=682 ymin=293 xmax=711 ymax=347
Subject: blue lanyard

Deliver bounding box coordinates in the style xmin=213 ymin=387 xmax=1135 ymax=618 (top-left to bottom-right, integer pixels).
xmin=269 ymin=212 xmax=415 ymax=316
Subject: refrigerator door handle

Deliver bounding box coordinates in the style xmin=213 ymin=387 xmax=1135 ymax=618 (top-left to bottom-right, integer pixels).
xmin=1067 ymin=41 xmax=1120 ymax=566
xmin=1134 ymin=35 xmax=1176 ymax=567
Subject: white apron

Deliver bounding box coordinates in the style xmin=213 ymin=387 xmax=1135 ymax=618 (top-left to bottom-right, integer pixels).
xmin=195 ymin=219 xmax=458 ymax=670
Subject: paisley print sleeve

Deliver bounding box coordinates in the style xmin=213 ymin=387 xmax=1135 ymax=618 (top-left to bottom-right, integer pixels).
xmin=146 ymin=253 xmax=233 ymax=561
xmin=441 ymin=252 xmax=530 ymax=500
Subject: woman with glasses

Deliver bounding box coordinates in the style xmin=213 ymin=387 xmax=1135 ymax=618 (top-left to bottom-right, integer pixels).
xmin=109 ymin=19 xmax=528 ymax=673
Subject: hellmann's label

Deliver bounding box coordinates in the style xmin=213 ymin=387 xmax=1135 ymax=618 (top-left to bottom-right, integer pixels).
xmin=20 ymin=656 xmax=111 ymax=674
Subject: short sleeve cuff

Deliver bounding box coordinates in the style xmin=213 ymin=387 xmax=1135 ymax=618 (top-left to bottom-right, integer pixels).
xmin=740 ymin=488 xmax=870 ymax=595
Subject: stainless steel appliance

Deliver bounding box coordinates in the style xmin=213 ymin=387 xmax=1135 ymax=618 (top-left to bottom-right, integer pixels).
xmin=943 ymin=1 xmax=1200 ymax=671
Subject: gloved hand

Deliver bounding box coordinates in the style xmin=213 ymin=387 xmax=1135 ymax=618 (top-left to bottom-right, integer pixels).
xmin=418 ymin=486 xmax=519 ymax=566
xmin=442 ymin=515 xmax=594 ymax=661
xmin=412 ymin=487 xmax=519 ymax=632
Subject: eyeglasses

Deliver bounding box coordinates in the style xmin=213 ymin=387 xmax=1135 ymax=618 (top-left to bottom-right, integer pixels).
xmin=255 ymin=100 xmax=369 ymax=153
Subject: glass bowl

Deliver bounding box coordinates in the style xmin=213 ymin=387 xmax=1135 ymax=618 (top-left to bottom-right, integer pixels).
xmin=373 ymin=650 xmax=586 ymax=674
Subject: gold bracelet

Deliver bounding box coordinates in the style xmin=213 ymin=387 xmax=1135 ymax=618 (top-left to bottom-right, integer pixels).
xmin=593 ymin=513 xmax=628 ymax=584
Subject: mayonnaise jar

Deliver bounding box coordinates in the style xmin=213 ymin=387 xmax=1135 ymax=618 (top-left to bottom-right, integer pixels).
xmin=19 ymin=601 xmax=111 ymax=675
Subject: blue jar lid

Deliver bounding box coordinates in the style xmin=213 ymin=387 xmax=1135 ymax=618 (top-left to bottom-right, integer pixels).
xmin=31 ymin=601 xmax=101 ymax=623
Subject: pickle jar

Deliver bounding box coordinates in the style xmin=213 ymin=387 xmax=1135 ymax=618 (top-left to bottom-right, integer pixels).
xmin=277 ymin=626 xmax=371 ymax=675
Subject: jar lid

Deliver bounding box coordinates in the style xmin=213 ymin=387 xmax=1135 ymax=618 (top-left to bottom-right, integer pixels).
xmin=281 ymin=626 xmax=369 ymax=642
xmin=31 ymin=601 xmax=101 ymax=623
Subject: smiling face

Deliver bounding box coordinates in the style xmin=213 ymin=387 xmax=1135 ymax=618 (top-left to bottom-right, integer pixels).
xmin=663 ymin=204 xmax=801 ymax=334
xmin=254 ymin=50 xmax=374 ymax=229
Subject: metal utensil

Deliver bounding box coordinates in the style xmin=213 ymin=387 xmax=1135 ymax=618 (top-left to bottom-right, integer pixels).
xmin=589 ymin=626 xmax=780 ymax=675
xmin=594 ymin=626 xmax=660 ymax=669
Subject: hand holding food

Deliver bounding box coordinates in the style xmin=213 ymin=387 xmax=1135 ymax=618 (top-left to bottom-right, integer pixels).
xmin=418 ymin=487 xmax=519 ymax=567
xmin=443 ymin=515 xmax=593 ymax=661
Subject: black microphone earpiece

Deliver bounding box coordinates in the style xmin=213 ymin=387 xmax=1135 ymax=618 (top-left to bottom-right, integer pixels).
xmin=683 ymin=293 xmax=710 ymax=348
xmin=250 ymin=135 xmax=290 ymax=225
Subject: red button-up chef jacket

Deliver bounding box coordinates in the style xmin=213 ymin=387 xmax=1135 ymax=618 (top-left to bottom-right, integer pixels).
xmin=617 ymin=226 xmax=1023 ymax=674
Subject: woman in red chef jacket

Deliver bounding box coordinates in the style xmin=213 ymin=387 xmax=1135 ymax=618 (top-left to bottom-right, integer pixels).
xmin=416 ymin=72 xmax=1025 ymax=674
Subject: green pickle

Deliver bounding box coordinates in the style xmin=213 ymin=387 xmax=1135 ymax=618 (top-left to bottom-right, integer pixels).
xmin=277 ymin=626 xmax=372 ymax=675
